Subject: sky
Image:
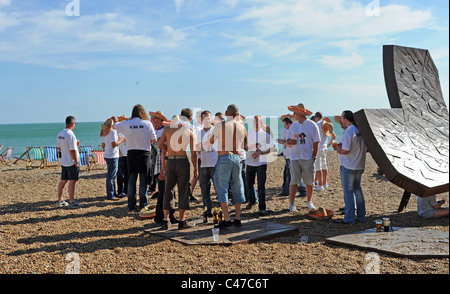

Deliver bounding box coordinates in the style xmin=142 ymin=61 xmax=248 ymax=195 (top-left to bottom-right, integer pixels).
xmin=0 ymin=0 xmax=448 ymax=124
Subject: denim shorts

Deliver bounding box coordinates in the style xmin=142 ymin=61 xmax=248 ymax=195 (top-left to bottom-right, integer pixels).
xmin=214 ymin=154 xmax=246 ymax=204
xmin=61 ymin=165 xmax=79 ymax=181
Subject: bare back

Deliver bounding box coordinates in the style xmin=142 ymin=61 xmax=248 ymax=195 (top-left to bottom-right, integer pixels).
xmin=212 ymin=120 xmax=247 ymax=156
xmin=159 ymin=125 xmax=196 ymax=156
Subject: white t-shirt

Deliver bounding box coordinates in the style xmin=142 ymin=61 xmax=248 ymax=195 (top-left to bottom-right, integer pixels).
xmin=417 ymin=195 xmax=438 ymax=218
xmin=246 ymin=129 xmax=274 ymax=166
xmin=339 ymin=124 xmax=367 ymax=170
xmin=118 ymin=133 xmax=128 ymax=157
xmin=287 ymin=119 xmax=320 ymax=161
xmin=198 ymin=127 xmax=218 ymax=168
xmin=281 ymin=126 xmax=292 ymax=160
xmin=102 ymin=129 xmax=120 ymax=159
xmin=56 ymin=128 xmax=79 ymax=167
xmin=114 ymin=118 xmax=157 ymax=151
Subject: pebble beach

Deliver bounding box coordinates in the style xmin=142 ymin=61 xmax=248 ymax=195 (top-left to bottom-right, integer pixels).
xmin=0 ymin=151 xmax=448 ymax=275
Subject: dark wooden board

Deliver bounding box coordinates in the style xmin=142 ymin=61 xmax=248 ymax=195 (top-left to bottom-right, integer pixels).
xmin=145 ymin=218 xmax=299 ymax=245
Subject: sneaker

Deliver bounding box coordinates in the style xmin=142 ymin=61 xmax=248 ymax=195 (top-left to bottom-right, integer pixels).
xmin=258 ymin=210 xmax=268 ymax=216
xmin=323 ymin=184 xmax=329 ymax=189
xmin=161 ymin=220 xmax=170 ymax=230
xmin=289 ymin=203 xmax=298 ymax=212
xmin=245 ymin=202 xmax=255 ymax=210
xmin=232 ymin=219 xmax=242 ymax=227
xmin=68 ymin=200 xmax=84 ymax=209
xmin=306 ymin=201 xmax=316 ymax=210
xmin=178 ymin=220 xmax=195 ymax=230
xmin=57 ymin=200 xmax=69 ymax=207
xmin=107 ymin=196 xmax=120 ymax=201
xmin=215 ymin=220 xmax=232 ymax=229
xmin=314 ymin=186 xmax=324 ymax=191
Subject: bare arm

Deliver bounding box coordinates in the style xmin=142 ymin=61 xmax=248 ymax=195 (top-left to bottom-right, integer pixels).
xmin=158 ymin=130 xmax=168 ymax=151
xmin=190 ymin=132 xmax=198 ymax=179
xmin=70 ymin=150 xmax=79 ymax=167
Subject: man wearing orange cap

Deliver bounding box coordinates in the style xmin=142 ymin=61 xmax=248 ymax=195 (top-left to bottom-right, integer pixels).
xmin=286 ymin=103 xmax=320 ymax=212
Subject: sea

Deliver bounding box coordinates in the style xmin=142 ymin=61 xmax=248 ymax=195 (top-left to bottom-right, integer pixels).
xmin=0 ymin=117 xmax=344 ymax=158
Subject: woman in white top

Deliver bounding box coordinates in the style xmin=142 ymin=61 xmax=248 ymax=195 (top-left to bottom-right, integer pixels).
xmin=101 ymin=117 xmax=124 ymax=201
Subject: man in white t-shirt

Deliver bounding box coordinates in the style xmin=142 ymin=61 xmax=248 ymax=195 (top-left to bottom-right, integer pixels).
xmin=246 ymin=115 xmax=274 ymax=215
xmin=197 ymin=110 xmax=218 ymax=216
xmin=286 ymin=103 xmax=320 ymax=212
xmin=56 ymin=116 xmax=83 ymax=208
xmin=417 ymin=195 xmax=449 ymax=219
xmin=336 ymin=110 xmax=367 ymax=224
xmin=114 ymin=105 xmax=157 ymax=211
xmin=101 ymin=117 xmax=124 ymax=201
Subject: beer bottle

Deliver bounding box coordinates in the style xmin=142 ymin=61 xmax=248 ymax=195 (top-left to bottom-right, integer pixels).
xmin=213 ymin=207 xmax=218 ymax=224
xmin=203 ymin=207 xmax=208 ymax=223
xmin=218 ymin=208 xmax=223 ymax=223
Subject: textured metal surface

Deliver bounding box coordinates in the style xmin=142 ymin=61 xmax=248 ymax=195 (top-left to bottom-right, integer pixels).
xmin=355 ymin=45 xmax=449 ymax=197
xmin=326 ymin=227 xmax=449 ymax=258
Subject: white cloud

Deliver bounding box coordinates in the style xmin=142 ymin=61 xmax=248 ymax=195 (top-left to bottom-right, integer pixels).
xmin=220 ymin=0 xmax=239 ymax=7
xmin=0 ymin=0 xmax=11 ymax=7
xmin=219 ymin=0 xmax=437 ymax=70
xmin=0 ymin=8 xmax=188 ymax=69
xmin=237 ymin=0 xmax=433 ymax=39
xmin=223 ymin=50 xmax=253 ymax=63
xmin=319 ymin=53 xmax=366 ymax=70
xmin=0 ymin=11 xmax=19 ymax=31
xmin=174 ymin=0 xmax=185 ymax=13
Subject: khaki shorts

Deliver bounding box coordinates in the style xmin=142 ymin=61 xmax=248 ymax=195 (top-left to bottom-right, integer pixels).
xmin=290 ymin=158 xmax=315 ymax=186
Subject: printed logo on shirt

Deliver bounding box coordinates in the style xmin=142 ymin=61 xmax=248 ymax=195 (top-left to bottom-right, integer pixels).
xmin=294 ymin=133 xmax=306 ymax=144
xmin=129 ymin=125 xmax=144 ymax=129
xmin=58 ymin=136 xmax=65 ymax=140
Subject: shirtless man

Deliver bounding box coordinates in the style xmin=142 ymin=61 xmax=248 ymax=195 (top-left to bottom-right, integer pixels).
xmin=209 ymin=104 xmax=248 ymax=228
xmin=158 ymin=109 xmax=198 ymax=230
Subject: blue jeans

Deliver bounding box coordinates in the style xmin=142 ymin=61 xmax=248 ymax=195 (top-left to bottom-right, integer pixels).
xmin=128 ymin=173 xmax=148 ymax=210
xmin=200 ymin=166 xmax=216 ymax=213
xmin=340 ymin=166 xmax=366 ymax=224
xmin=105 ymin=158 xmax=119 ymax=199
xmin=214 ymin=154 xmax=246 ymax=204
xmin=117 ymin=156 xmax=128 ymax=195
xmin=246 ymin=164 xmax=267 ymax=211
xmin=282 ymin=158 xmax=291 ymax=195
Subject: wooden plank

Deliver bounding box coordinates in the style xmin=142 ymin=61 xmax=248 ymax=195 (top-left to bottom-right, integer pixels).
xmin=144 ymin=218 xmax=299 ymax=246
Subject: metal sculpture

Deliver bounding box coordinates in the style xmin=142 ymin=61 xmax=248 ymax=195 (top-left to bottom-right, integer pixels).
xmin=355 ymin=45 xmax=449 ymax=212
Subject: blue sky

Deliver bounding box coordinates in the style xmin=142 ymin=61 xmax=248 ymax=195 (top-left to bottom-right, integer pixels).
xmin=0 ymin=0 xmax=448 ymax=124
